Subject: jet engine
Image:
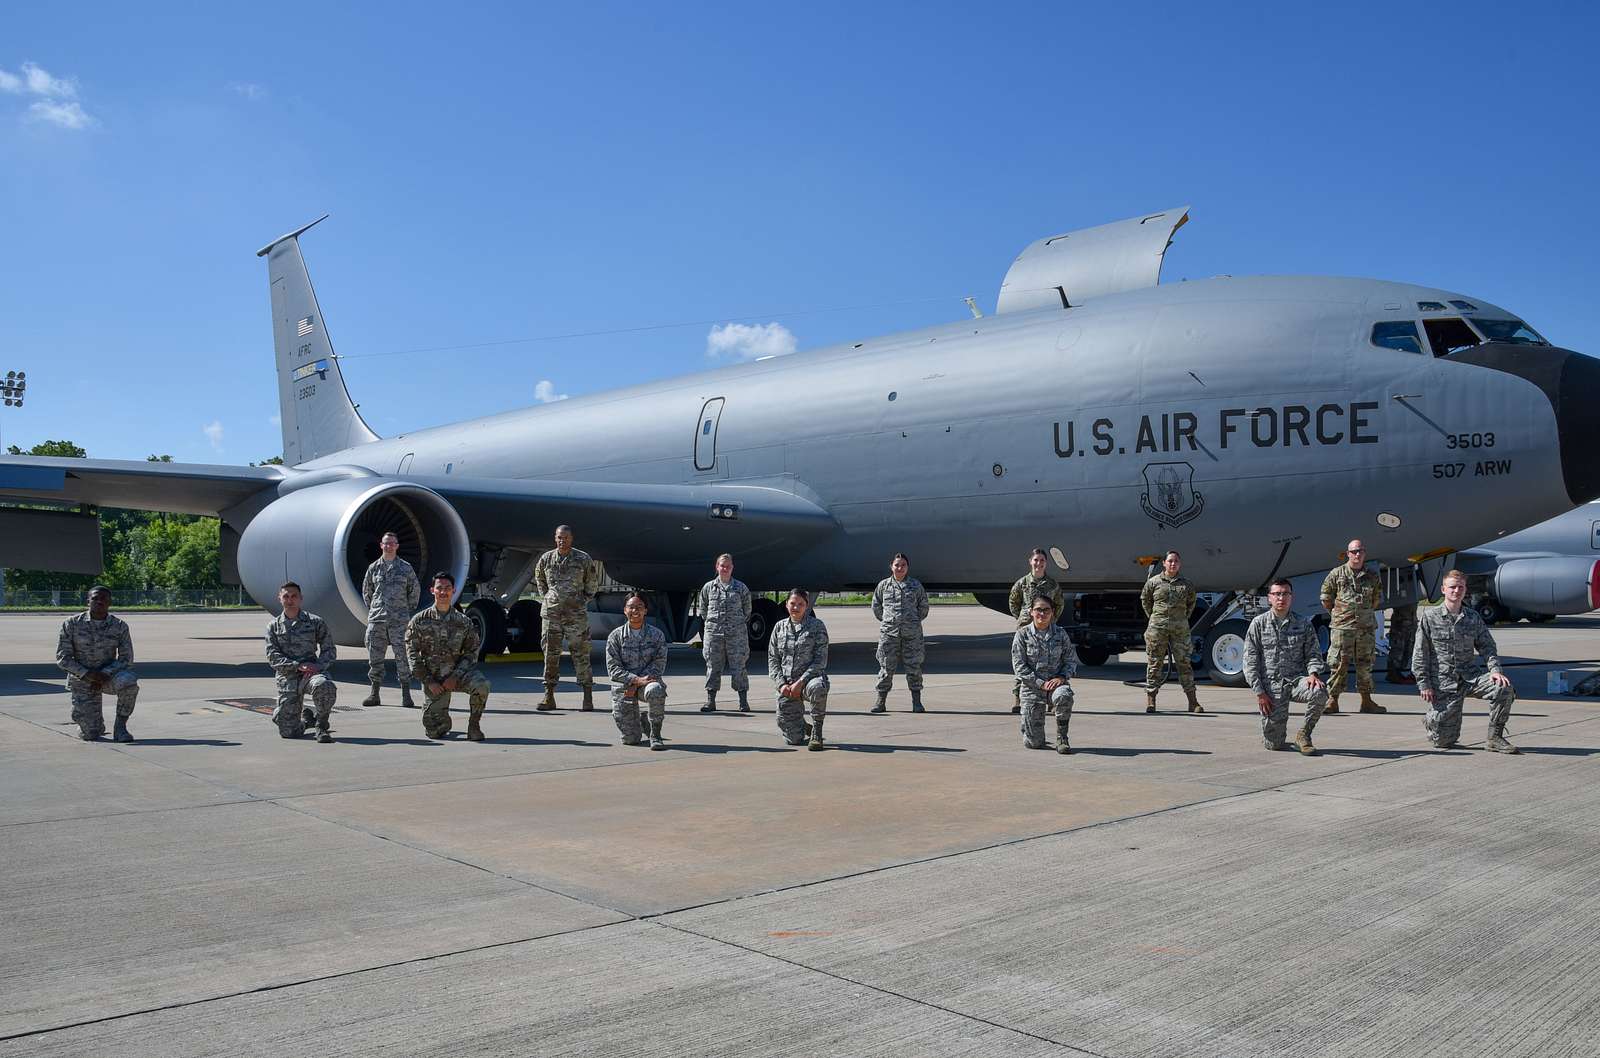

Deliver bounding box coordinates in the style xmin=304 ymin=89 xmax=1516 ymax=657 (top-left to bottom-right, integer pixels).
xmin=1491 ymin=556 xmax=1600 ymax=616
xmin=236 ymin=478 xmax=471 ymax=644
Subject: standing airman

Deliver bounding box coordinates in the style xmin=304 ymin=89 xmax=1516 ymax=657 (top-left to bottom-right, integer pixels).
xmin=1320 ymin=539 xmax=1385 ymax=714
xmin=405 ymin=571 xmax=493 ymax=741
xmin=698 ymin=553 xmax=752 ymax=713
xmin=1011 ymin=596 xmax=1079 ymax=753
xmin=770 ymin=589 xmax=830 ymax=750
xmin=1243 ymin=578 xmax=1328 ymax=755
xmin=606 ymin=592 xmax=669 ymax=749
xmin=1008 ymin=548 xmax=1064 ymax=713
xmin=1387 ymin=601 xmax=1419 ymax=685
xmin=55 ymin=586 xmax=139 ymax=742
xmin=1141 ymin=550 xmax=1202 ymax=714
xmin=871 ymin=552 xmax=930 ymax=713
xmin=361 ymin=531 xmax=420 ymax=708
xmin=1414 ymin=569 xmax=1518 ymax=753
xmin=534 ymin=525 xmax=602 ymax=711
xmin=266 ymin=581 xmax=338 ymax=743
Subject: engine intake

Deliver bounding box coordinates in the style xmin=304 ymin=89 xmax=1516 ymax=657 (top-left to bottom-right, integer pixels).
xmin=237 ymin=478 xmax=470 ymax=644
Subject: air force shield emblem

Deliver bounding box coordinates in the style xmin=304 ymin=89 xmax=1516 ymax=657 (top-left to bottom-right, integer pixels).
xmin=1140 ymin=462 xmax=1205 ymax=528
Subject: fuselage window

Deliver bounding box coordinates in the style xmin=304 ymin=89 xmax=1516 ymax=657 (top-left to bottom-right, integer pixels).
xmin=1371 ymin=321 xmax=1424 ymax=354
xmin=1422 ymin=317 xmax=1482 ymax=358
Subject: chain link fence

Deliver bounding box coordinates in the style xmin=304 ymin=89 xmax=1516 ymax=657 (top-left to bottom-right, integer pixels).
xmin=0 ymin=587 xmax=258 ymax=610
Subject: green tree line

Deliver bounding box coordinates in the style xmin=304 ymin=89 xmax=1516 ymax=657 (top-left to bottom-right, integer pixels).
xmin=2 ymin=441 xmax=279 ymax=593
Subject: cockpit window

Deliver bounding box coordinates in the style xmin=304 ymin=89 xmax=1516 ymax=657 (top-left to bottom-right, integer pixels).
xmin=1423 ymin=317 xmax=1482 ymax=357
xmin=1417 ymin=301 xmax=1447 ymax=311
xmin=1449 ymin=300 xmax=1478 ymax=311
xmin=1372 ymin=321 xmax=1424 ymax=354
xmin=1469 ymin=318 xmax=1548 ymax=346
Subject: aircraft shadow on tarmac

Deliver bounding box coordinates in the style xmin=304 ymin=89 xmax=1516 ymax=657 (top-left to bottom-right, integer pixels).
xmin=115 ymin=738 xmax=241 ymax=747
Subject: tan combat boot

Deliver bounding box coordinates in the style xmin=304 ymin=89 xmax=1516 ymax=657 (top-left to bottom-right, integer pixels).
xmin=581 ymin=683 xmax=595 ymax=711
xmin=1358 ymin=692 xmax=1387 ymax=714
xmin=1145 ymin=692 xmax=1157 ymax=714
xmin=1324 ymin=695 xmax=1340 ymax=715
xmin=537 ymin=688 xmax=557 ymax=711
xmin=362 ymin=682 xmax=381 ymax=707
xmin=1485 ymin=724 xmax=1520 ymax=754
xmin=1185 ymin=687 xmax=1204 ymax=714
xmin=467 ymin=715 xmax=484 ymax=742
xmin=1294 ymin=727 xmax=1317 ymax=756
xmin=871 ymin=693 xmax=887 ymax=714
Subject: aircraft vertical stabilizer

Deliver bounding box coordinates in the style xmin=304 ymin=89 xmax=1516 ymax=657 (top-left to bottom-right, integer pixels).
xmin=256 ymin=216 xmax=379 ymax=466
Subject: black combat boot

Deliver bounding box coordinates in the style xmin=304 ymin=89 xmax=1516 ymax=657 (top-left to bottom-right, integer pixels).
xmin=316 ymin=721 xmax=334 ymax=744
xmin=649 ymin=716 xmax=665 ymax=751
xmin=738 ymin=691 xmax=750 ymax=712
xmin=910 ymin=690 xmax=924 ymax=713
xmin=467 ymin=715 xmax=485 ymax=742
xmin=301 ymin=707 xmax=317 ymax=729
xmin=113 ymin=717 xmax=134 ymax=743
xmin=400 ymin=683 xmax=416 ymax=708
xmin=581 ymin=683 xmax=595 ymax=711
xmin=362 ymin=682 xmax=381 ymax=707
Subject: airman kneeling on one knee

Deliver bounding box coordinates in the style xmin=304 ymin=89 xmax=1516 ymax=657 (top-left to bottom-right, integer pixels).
xmin=266 ymin=581 xmax=337 ymax=743
xmin=56 ymin=585 xmax=139 ymax=742
xmin=406 ymin=572 xmax=492 ymax=742
xmin=770 ymin=589 xmax=830 ymax=751
xmin=1008 ymin=548 xmax=1064 ymax=714
xmin=607 ymin=592 xmax=669 ymax=749
xmin=1414 ymin=569 xmax=1518 ymax=753
xmin=1011 ymin=596 xmax=1079 ymax=753
xmin=1243 ymin=578 xmax=1328 ymax=755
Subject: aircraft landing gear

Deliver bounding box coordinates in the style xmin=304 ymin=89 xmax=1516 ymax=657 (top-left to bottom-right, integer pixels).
xmin=466 ymin=598 xmax=508 ymax=659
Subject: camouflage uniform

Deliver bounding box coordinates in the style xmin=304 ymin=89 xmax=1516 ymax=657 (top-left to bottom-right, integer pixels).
xmin=56 ymin=612 xmax=139 ymax=739
xmin=698 ymin=576 xmax=752 ymax=706
xmin=872 ymin=575 xmax=930 ymax=695
xmin=1008 ymin=572 xmax=1064 ymax=704
xmin=606 ymin=622 xmax=669 ymax=746
xmin=535 ymin=547 xmax=601 ymax=691
xmin=1386 ymin=603 xmax=1418 ymax=681
xmin=1243 ymin=610 xmax=1328 ymax=749
xmin=1141 ymin=573 xmax=1197 ymax=693
xmin=266 ymin=611 xmax=338 ymax=739
xmin=1412 ymin=603 xmax=1515 ymax=748
xmin=1011 ymin=624 xmax=1078 ymax=749
xmin=1321 ymin=564 xmax=1382 ymax=697
xmin=405 ymin=606 xmax=491 ymax=739
xmin=770 ymin=614 xmax=830 ymax=745
xmin=362 ymin=556 xmax=420 ymax=684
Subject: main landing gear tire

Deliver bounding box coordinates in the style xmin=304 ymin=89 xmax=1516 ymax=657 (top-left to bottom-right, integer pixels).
xmin=749 ymin=598 xmax=782 ymax=653
xmin=507 ymin=599 xmax=543 ymax=652
xmin=1203 ymin=619 xmax=1250 ymax=689
xmin=466 ymin=598 xmax=508 ymax=660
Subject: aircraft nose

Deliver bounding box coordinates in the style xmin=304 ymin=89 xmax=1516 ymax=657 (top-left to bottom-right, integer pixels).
xmin=1450 ymin=342 xmax=1600 ymax=504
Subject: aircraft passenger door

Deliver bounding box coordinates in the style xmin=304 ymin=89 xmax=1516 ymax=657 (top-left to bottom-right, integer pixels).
xmin=694 ymin=397 xmax=725 ymax=472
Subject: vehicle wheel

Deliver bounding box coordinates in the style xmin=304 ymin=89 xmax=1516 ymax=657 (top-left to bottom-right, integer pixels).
xmin=1528 ymin=612 xmax=1557 ymax=624
xmin=1076 ymin=645 xmax=1111 ymax=667
xmin=749 ymin=598 xmax=782 ymax=653
xmin=1473 ymin=597 xmax=1505 ymax=625
xmin=466 ymin=598 xmax=508 ymax=659
xmin=1202 ymin=619 xmax=1250 ymax=688
xmin=506 ymin=599 xmax=542 ymax=651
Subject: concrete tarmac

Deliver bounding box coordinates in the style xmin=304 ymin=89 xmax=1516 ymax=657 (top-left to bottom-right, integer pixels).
xmin=2 ymin=605 xmax=1598 ymax=1057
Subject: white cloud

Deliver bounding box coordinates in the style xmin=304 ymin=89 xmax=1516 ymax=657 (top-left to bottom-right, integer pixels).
xmin=706 ymin=321 xmax=798 ymax=361
xmin=534 ymin=379 xmax=569 ymax=403
xmin=228 ymin=81 xmax=266 ymax=101
xmin=202 ymin=420 xmax=225 ymax=451
xmin=23 ymin=62 xmax=76 ymax=98
xmin=26 ymin=99 xmax=92 ymax=129
xmin=0 ymin=69 xmax=19 ymax=93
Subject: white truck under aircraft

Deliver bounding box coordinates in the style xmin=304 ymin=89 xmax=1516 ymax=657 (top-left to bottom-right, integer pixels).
xmin=2 ymin=208 xmax=1596 ymax=659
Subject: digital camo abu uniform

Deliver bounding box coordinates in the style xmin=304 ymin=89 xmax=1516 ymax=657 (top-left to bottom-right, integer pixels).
xmin=362 ymin=555 xmax=420 ymax=703
xmin=872 ymin=574 xmax=929 ymax=710
xmin=1413 ymin=603 xmax=1517 ymax=751
xmin=1141 ymin=572 xmax=1199 ymax=708
xmin=1008 ymin=571 xmax=1064 ymax=709
xmin=606 ymin=622 xmax=669 ymax=748
xmin=1011 ymin=623 xmax=1078 ymax=751
xmin=534 ymin=547 xmax=601 ymax=707
xmin=266 ymin=610 xmax=337 ymax=740
xmin=405 ymin=606 xmax=492 ymax=741
xmin=56 ymin=612 xmax=139 ymax=741
xmin=1243 ymin=610 xmax=1328 ymax=751
xmin=698 ymin=576 xmax=751 ymax=710
xmin=770 ymin=614 xmax=830 ymax=747
xmin=1321 ymin=563 xmax=1383 ymax=708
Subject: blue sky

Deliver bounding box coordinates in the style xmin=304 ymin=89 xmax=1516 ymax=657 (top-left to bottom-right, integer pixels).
xmin=2 ymin=1 xmax=1596 ymax=464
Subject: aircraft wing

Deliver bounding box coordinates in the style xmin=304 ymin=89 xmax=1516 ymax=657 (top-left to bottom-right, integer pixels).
xmin=0 ymin=455 xmax=283 ymax=515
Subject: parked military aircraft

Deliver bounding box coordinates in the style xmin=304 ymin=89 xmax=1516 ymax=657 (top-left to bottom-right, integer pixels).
xmin=1453 ymin=501 xmax=1600 ymax=622
xmin=1 ymin=208 xmax=1596 ymax=655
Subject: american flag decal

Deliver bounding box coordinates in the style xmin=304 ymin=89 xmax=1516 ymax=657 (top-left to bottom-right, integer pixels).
xmin=296 ymin=316 xmax=315 ymax=337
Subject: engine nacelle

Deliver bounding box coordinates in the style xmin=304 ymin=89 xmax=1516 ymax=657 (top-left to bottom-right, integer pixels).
xmin=1491 ymin=556 xmax=1600 ymax=615
xmin=237 ymin=478 xmax=471 ymax=644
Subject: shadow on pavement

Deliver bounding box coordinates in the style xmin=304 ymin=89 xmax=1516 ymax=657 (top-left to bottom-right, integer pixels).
xmin=122 ymin=738 xmax=241 ymax=747
xmin=1066 ymin=747 xmax=1211 ymax=757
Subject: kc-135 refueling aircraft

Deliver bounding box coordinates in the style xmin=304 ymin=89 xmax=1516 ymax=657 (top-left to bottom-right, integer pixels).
xmin=1 ymin=207 xmax=1595 ymax=657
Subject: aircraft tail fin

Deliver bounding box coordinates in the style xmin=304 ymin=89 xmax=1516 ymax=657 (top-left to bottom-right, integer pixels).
xmin=257 ymin=216 xmax=379 ymax=465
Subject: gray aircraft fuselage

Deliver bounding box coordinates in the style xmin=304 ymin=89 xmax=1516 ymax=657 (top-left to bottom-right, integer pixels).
xmin=299 ymin=275 xmax=1598 ymax=596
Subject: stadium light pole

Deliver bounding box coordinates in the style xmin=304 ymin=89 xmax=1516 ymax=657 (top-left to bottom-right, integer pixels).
xmin=0 ymin=370 xmax=25 ymax=453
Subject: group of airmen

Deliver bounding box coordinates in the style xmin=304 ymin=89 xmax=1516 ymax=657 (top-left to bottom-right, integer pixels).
xmin=55 ymin=527 xmax=1521 ymax=757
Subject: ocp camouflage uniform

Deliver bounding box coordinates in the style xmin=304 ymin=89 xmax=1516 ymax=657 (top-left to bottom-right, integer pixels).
xmin=1387 ymin=603 xmax=1418 ymax=681
xmin=872 ymin=575 xmax=930 ymax=696
xmin=362 ymin=556 xmax=420 ymax=684
xmin=699 ymin=577 xmax=751 ymax=707
xmin=535 ymin=548 xmax=601 ymax=691
xmin=1412 ymin=603 xmax=1515 ymax=748
xmin=1009 ymin=572 xmax=1065 ymax=704
xmin=266 ymin=611 xmax=338 ymax=739
xmin=405 ymin=606 xmax=491 ymax=740
xmin=1141 ymin=573 xmax=1197 ymax=693
xmin=606 ymin=622 xmax=669 ymax=746
xmin=770 ymin=615 xmax=830 ymax=746
xmin=1011 ymin=624 xmax=1078 ymax=750
xmin=1321 ymin=564 xmax=1382 ymax=698
xmin=56 ymin=613 xmax=139 ymax=739
xmin=1243 ymin=610 xmax=1328 ymax=749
